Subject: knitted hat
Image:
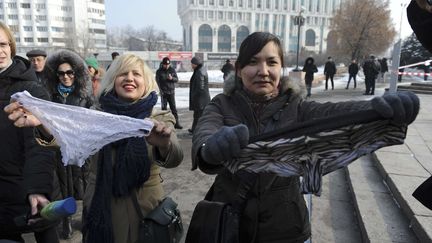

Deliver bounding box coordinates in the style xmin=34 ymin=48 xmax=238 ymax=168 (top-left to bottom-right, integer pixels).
xmin=191 ymin=57 xmax=202 ymax=65
xmin=26 ymin=49 xmax=47 ymax=58
xmin=162 ymin=57 xmax=170 ymax=65
xmin=85 ymin=57 xmax=99 ymax=70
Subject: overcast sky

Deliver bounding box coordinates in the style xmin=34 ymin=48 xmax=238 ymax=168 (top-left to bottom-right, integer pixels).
xmin=105 ymin=0 xmax=413 ymax=42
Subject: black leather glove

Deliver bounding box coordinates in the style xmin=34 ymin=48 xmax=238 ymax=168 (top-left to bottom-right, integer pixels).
xmin=371 ymin=91 xmax=420 ymax=125
xmin=200 ymin=124 xmax=249 ymax=164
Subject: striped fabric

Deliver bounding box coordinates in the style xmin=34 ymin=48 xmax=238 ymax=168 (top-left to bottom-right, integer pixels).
xmin=224 ymin=120 xmax=407 ymax=195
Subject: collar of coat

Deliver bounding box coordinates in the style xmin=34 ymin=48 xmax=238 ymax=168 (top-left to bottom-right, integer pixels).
xmin=223 ymin=72 xmax=306 ymax=99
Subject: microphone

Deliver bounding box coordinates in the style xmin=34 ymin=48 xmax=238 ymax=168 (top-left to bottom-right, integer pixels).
xmin=40 ymin=197 xmax=77 ymax=221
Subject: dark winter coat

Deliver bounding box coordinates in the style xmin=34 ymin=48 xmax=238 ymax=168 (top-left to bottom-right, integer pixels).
xmin=302 ymin=57 xmax=318 ymax=83
xmin=192 ymin=75 xmax=374 ymax=243
xmin=380 ymin=58 xmax=389 ymax=73
xmin=0 ymin=56 xmax=56 ymax=233
xmin=156 ymin=66 xmax=178 ymax=95
xmin=189 ymin=64 xmax=210 ymax=111
xmin=324 ymin=60 xmax=337 ymax=75
xmin=348 ymin=63 xmax=359 ymax=75
xmin=362 ymin=59 xmax=381 ymax=78
xmin=221 ymin=62 xmax=235 ymax=79
xmin=407 ymin=0 xmax=432 ymax=53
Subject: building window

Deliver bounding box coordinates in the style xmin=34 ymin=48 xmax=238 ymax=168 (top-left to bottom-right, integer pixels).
xmin=51 ymin=27 xmax=65 ymax=32
xmin=229 ymin=0 xmax=234 ymax=7
xmin=266 ymin=0 xmax=270 ymax=9
xmin=21 ymin=3 xmax=31 ymax=8
xmin=8 ymin=2 xmax=17 ymax=8
xmin=228 ymin=12 xmax=233 ymax=20
xmin=24 ymin=37 xmax=34 ymax=43
xmin=208 ymin=11 xmax=214 ymax=19
xmin=15 ymin=37 xmax=20 ymax=43
xmin=209 ymin=0 xmax=214 ymax=5
xmin=198 ymin=24 xmax=213 ymax=52
xmin=38 ymin=37 xmax=49 ymax=43
xmin=36 ymin=15 xmax=47 ymax=21
xmin=37 ymin=26 xmax=48 ymax=32
xmin=218 ymin=25 xmax=231 ymax=52
xmin=275 ymin=0 xmax=279 ymax=10
xmin=305 ymin=29 xmax=316 ymax=46
xmin=218 ymin=11 xmax=223 ymax=20
xmin=35 ymin=3 xmax=46 ymax=9
xmin=257 ymin=0 xmax=261 ymax=8
xmin=236 ymin=26 xmax=249 ymax=51
xmin=8 ymin=14 xmax=18 ymax=20
xmin=9 ymin=25 xmax=19 ymax=32
xmin=237 ymin=12 xmax=242 ymax=21
xmin=0 ymin=3 xmax=3 ymax=8
xmin=22 ymin=15 xmax=32 ymax=20
xmin=23 ymin=26 xmax=33 ymax=31
xmin=239 ymin=0 xmax=243 ymax=7
xmin=283 ymin=0 xmax=288 ymax=10
xmin=89 ymin=28 xmax=105 ymax=34
xmin=52 ymin=38 xmax=66 ymax=43
xmin=199 ymin=0 xmax=204 ymax=4
xmin=219 ymin=0 xmax=224 ymax=6
xmin=61 ymin=6 xmax=72 ymax=11
xmin=0 ymin=15 xmax=3 ymax=20
xmin=248 ymin=0 xmax=252 ymax=8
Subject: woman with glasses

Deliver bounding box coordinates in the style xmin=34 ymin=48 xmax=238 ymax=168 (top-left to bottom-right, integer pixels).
xmin=46 ymin=49 xmax=93 ymax=239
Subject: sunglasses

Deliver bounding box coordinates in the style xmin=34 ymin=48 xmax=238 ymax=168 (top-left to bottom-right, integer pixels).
xmin=57 ymin=70 xmax=75 ymax=77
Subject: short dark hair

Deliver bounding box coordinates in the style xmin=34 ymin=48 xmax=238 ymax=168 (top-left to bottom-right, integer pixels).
xmin=111 ymin=52 xmax=120 ymax=59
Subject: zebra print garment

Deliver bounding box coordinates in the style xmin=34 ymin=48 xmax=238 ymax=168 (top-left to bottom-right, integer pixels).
xmin=224 ymin=111 xmax=407 ymax=195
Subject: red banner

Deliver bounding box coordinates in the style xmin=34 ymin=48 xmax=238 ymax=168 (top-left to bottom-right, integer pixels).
xmin=158 ymin=52 xmax=193 ymax=61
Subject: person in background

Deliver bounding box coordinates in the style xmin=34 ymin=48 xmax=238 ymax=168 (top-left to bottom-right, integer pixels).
xmin=188 ymin=56 xmax=210 ymax=135
xmin=0 ymin=21 xmax=59 ymax=243
xmin=221 ymin=59 xmax=235 ymax=81
xmin=302 ymin=57 xmax=318 ymax=97
xmin=362 ymin=55 xmax=381 ymax=95
xmin=26 ymin=49 xmax=53 ymax=91
xmin=346 ymin=59 xmax=359 ymax=89
xmin=379 ymin=58 xmax=389 ymax=83
xmin=4 ymin=54 xmax=184 ymax=243
xmin=155 ymin=57 xmax=183 ymax=129
xmin=324 ymin=56 xmax=337 ymax=90
xmin=106 ymin=51 xmax=119 ymax=70
xmin=190 ymin=31 xmax=419 ymax=243
xmin=47 ymin=49 xmax=93 ymax=239
xmin=85 ymin=57 xmax=103 ymax=98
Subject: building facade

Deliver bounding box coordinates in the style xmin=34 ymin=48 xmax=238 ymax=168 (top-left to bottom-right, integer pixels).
xmin=177 ymin=0 xmax=342 ymax=55
xmin=0 ymin=0 xmax=106 ymax=55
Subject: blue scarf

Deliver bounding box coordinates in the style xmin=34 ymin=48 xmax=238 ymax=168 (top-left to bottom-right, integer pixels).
xmin=57 ymin=83 xmax=75 ymax=96
xmin=84 ymin=91 xmax=158 ymax=243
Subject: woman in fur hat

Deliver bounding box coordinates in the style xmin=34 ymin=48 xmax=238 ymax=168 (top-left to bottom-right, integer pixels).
xmin=46 ymin=49 xmax=93 ymax=239
xmin=189 ymin=32 xmax=419 ymax=242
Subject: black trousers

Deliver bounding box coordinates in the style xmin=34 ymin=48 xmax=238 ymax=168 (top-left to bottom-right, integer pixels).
xmin=0 ymin=226 xmax=59 ymax=243
xmin=325 ymin=74 xmax=334 ymax=90
xmin=346 ymin=74 xmax=357 ymax=88
xmin=365 ymin=76 xmax=376 ymax=95
xmin=161 ymin=93 xmax=180 ymax=123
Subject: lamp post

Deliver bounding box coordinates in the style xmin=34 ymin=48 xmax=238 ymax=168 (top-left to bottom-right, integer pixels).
xmin=293 ymin=8 xmax=305 ymax=71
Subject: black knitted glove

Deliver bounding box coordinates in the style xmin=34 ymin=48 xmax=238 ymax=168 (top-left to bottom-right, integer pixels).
xmin=371 ymin=91 xmax=420 ymax=125
xmin=200 ymin=124 xmax=249 ymax=164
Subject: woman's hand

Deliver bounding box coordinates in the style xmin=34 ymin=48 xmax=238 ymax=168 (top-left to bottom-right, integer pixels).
xmin=146 ymin=120 xmax=172 ymax=153
xmin=4 ymin=101 xmax=42 ymax=127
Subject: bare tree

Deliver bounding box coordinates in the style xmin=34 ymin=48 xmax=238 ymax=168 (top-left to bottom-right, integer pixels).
xmin=330 ymin=0 xmax=396 ymax=63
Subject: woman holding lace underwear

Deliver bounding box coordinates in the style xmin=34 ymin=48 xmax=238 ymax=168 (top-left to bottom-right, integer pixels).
xmin=45 ymin=49 xmax=93 ymax=239
xmin=5 ymin=54 xmax=184 ymax=243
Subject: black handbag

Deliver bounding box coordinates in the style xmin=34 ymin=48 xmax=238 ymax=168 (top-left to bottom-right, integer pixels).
xmin=131 ymin=194 xmax=183 ymax=243
xmin=185 ymin=200 xmax=240 ymax=243
xmin=412 ymin=176 xmax=432 ymax=210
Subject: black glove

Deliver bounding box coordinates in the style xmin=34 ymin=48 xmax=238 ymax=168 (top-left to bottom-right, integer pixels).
xmin=371 ymin=91 xmax=420 ymax=125
xmin=200 ymin=124 xmax=249 ymax=164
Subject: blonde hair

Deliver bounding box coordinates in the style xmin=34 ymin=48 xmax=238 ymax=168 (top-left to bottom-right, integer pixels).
xmin=0 ymin=22 xmax=16 ymax=57
xmin=96 ymin=54 xmax=158 ymax=101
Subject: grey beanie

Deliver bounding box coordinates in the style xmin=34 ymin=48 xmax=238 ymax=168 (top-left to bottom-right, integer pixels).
xmin=191 ymin=57 xmax=202 ymax=65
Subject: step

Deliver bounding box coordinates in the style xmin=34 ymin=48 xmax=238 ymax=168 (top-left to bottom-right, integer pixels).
xmin=346 ymin=154 xmax=418 ymax=242
xmin=397 ymin=86 xmax=432 ymax=95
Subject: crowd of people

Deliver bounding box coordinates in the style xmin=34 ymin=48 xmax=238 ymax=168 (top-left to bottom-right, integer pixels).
xmin=1 ymin=0 xmax=431 ymax=241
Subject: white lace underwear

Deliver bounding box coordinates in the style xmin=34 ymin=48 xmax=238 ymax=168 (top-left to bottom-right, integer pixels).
xmin=11 ymin=91 xmax=154 ymax=167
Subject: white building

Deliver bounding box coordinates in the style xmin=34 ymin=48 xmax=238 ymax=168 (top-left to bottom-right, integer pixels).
xmin=0 ymin=0 xmax=106 ymax=54
xmin=177 ymin=0 xmax=342 ymax=56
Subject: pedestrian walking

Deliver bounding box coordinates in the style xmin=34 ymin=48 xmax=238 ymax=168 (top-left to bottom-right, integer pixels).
xmin=362 ymin=54 xmax=381 ymax=95
xmin=324 ymin=56 xmax=337 ymax=90
xmin=302 ymin=57 xmax=318 ymax=97
xmin=4 ymin=54 xmax=184 ymax=243
xmin=221 ymin=59 xmax=235 ymax=81
xmin=156 ymin=57 xmax=183 ymax=129
xmin=188 ymin=56 xmax=210 ymax=134
xmin=189 ymin=31 xmax=419 ymax=243
xmin=47 ymin=49 xmax=93 ymax=239
xmin=346 ymin=59 xmax=359 ymax=89
xmin=0 ymin=21 xmax=59 ymax=243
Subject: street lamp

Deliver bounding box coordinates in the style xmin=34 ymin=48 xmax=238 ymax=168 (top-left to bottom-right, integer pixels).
xmin=389 ymin=3 xmax=408 ymax=93
xmin=293 ymin=7 xmax=305 ymax=71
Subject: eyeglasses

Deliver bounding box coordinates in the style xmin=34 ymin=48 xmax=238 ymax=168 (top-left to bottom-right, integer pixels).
xmin=0 ymin=42 xmax=10 ymax=50
xmin=57 ymin=70 xmax=75 ymax=77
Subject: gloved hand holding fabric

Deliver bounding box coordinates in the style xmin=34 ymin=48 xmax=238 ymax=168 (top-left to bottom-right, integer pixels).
xmin=201 ymin=124 xmax=249 ymax=164
xmin=371 ymin=91 xmax=420 ymax=125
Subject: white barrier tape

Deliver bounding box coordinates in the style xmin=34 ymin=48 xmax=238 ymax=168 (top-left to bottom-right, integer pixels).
xmin=398 ymin=72 xmax=432 ymax=76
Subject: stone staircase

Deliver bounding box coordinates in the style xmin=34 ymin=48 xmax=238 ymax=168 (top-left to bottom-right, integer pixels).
xmin=397 ymin=82 xmax=432 ymax=95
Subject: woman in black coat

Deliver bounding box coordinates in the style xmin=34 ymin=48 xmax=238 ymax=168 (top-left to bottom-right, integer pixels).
xmin=302 ymin=57 xmax=318 ymax=97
